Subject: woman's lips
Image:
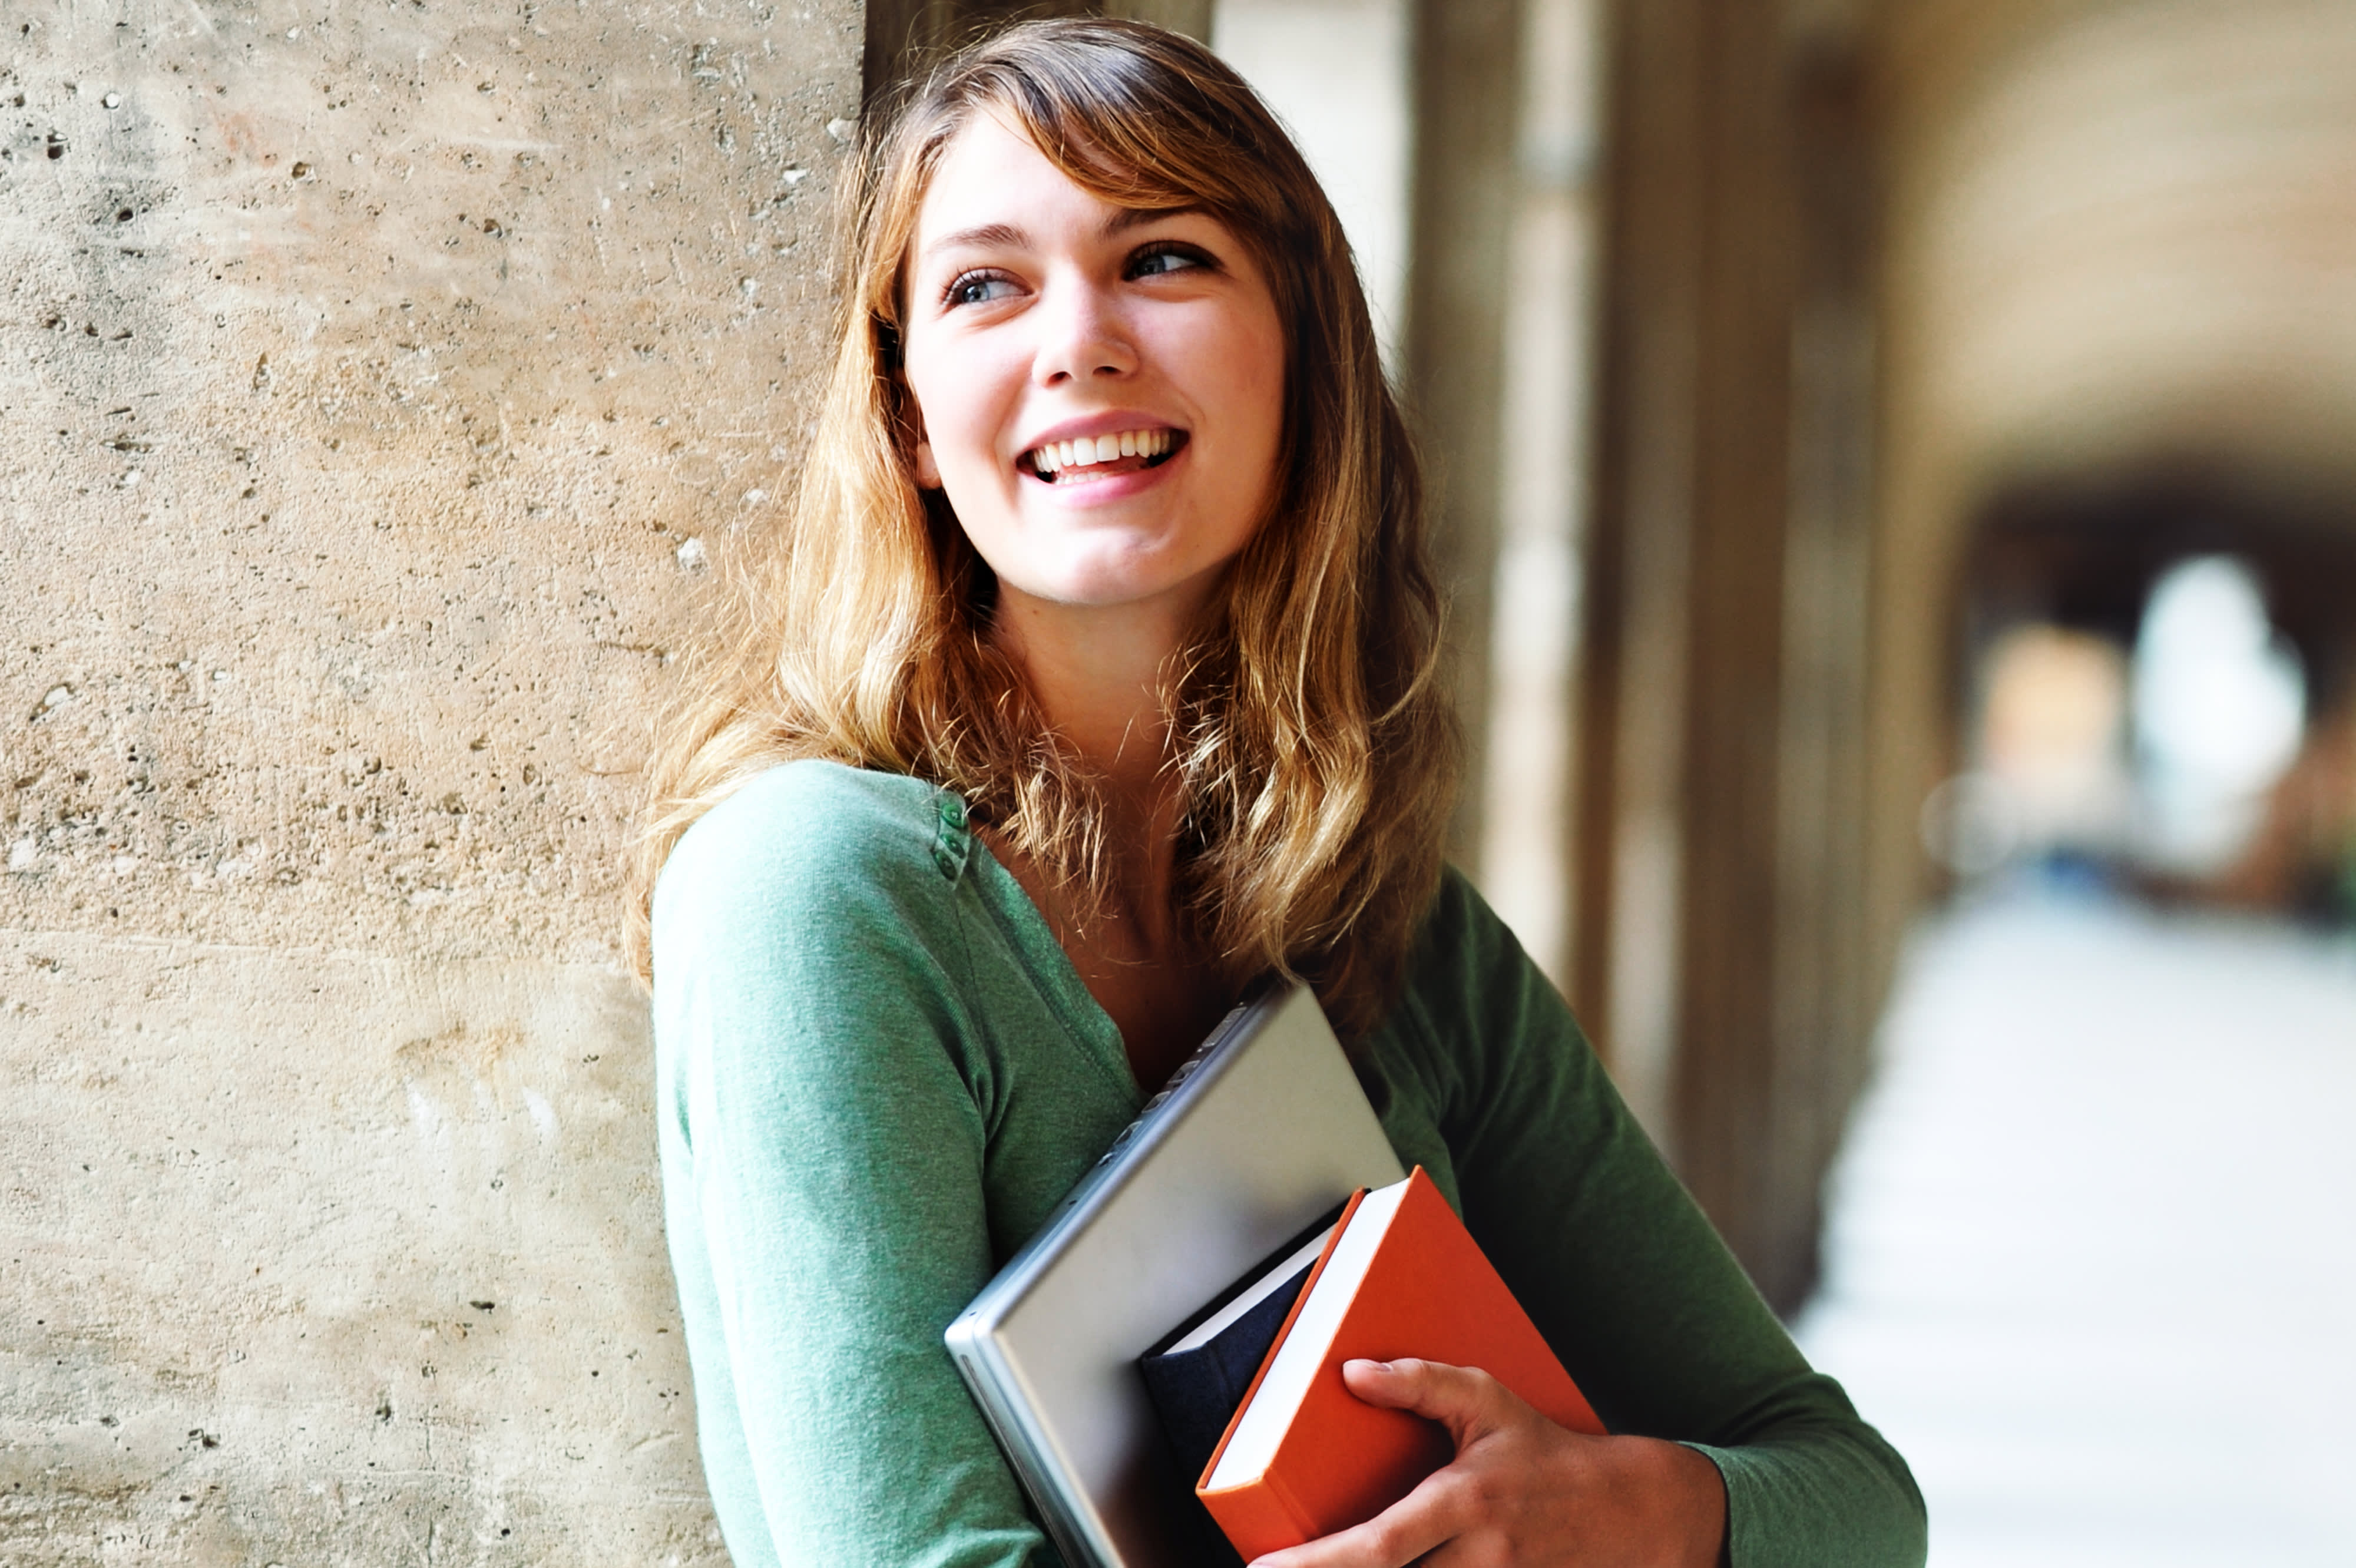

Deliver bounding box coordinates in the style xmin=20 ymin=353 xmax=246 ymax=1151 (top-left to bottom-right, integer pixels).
xmin=1023 ymin=427 xmax=1187 ymax=483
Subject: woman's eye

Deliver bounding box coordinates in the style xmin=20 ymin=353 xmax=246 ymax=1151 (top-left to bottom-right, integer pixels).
xmin=1129 ymin=244 xmax=1212 ymax=279
xmin=945 ymin=271 xmax=1017 ymax=307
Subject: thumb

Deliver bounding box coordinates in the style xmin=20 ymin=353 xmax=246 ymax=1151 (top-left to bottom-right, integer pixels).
xmin=1341 ymin=1357 xmax=1514 ymax=1449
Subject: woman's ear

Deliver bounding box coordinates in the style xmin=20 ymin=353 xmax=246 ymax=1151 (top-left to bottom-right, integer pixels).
xmin=900 ymin=373 xmax=943 ymax=489
xmin=884 ymin=318 xmax=941 ymax=488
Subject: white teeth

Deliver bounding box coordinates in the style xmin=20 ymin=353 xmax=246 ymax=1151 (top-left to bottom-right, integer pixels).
xmin=1027 ymin=429 xmax=1174 ymax=476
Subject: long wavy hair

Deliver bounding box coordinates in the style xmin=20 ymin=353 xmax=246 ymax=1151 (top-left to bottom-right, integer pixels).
xmin=631 ymin=16 xmax=1456 ymax=1041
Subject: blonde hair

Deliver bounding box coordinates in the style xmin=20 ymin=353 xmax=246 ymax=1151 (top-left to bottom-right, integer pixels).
xmin=632 ymin=17 xmax=1456 ymax=1041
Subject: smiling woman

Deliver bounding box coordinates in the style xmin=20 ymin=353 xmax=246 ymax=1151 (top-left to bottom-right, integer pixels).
xmin=640 ymin=15 xmax=1457 ymax=1067
xmin=902 ymin=117 xmax=1283 ymax=627
xmin=632 ymin=18 xmax=1924 ymax=1568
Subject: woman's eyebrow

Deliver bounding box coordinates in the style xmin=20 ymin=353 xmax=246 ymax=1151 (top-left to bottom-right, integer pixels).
xmin=921 ymin=207 xmax=1206 ymax=262
xmin=922 ymin=221 xmax=1029 ymax=260
xmin=1104 ymin=205 xmax=1204 ymax=237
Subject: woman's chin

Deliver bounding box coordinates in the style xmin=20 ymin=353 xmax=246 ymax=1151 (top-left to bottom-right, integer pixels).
xmin=994 ymin=557 xmax=1233 ymax=621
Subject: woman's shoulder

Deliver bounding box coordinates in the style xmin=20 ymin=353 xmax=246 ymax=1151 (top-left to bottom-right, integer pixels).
xmin=1401 ymin=864 xmax=1523 ymax=992
xmin=1374 ymin=864 xmax=1579 ymax=1078
xmin=654 ymin=760 xmax=968 ymax=938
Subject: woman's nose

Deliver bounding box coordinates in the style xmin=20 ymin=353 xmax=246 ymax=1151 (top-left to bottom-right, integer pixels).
xmin=1033 ymin=281 xmax=1137 ymax=386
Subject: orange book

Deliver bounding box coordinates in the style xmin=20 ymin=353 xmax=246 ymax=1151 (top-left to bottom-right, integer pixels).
xmin=1194 ymin=1167 xmax=1604 ymax=1560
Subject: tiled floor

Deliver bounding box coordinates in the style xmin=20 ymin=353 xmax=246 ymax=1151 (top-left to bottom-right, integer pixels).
xmin=1794 ymin=890 xmax=2356 ymax=1567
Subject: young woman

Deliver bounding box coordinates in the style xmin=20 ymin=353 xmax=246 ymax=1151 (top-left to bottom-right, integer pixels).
xmin=638 ymin=19 xmax=1924 ymax=1568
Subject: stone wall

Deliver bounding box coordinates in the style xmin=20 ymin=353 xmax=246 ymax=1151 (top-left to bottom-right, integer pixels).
xmin=0 ymin=1 xmax=861 ymax=1561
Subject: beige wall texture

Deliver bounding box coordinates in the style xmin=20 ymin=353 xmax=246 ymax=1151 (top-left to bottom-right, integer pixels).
xmin=1 ymin=1 xmax=860 ymax=1561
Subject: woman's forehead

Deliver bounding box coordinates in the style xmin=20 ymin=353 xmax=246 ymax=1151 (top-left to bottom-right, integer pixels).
xmin=914 ymin=114 xmax=1116 ymax=245
xmin=912 ymin=110 xmax=1215 ymax=250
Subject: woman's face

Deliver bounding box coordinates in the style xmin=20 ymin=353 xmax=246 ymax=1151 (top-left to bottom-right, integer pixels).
xmin=899 ymin=113 xmax=1288 ymax=631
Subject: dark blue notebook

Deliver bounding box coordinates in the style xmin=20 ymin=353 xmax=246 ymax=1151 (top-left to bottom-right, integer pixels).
xmin=1137 ymin=1206 xmax=1343 ymax=1484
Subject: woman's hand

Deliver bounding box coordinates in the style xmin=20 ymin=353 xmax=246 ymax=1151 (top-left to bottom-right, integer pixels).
xmin=1248 ymin=1358 xmax=1728 ymax=1568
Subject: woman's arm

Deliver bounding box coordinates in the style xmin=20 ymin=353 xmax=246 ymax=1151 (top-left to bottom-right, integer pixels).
xmin=653 ymin=767 xmax=1058 ymax=1568
xmin=1345 ymin=872 xmax=1925 ymax=1568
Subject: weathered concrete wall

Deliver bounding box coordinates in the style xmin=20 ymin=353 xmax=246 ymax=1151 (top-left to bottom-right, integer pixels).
xmin=1 ymin=1 xmax=861 ymax=1560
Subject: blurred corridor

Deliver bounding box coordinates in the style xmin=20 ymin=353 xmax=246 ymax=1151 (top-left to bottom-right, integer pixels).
xmin=1190 ymin=0 xmax=2356 ymax=1329
xmin=1798 ymin=892 xmax=2356 ymax=1565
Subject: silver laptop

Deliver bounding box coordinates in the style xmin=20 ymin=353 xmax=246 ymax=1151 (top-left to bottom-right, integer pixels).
xmin=945 ymin=983 xmax=1405 ymax=1568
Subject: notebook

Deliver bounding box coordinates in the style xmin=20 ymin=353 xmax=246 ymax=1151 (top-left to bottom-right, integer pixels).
xmin=1138 ymin=1208 xmax=1341 ymax=1486
xmin=1195 ymin=1167 xmax=1604 ymax=1558
xmin=945 ymin=982 xmax=1405 ymax=1568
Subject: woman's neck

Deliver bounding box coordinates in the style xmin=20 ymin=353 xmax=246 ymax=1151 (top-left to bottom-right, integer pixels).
xmin=986 ymin=585 xmax=1232 ymax=1089
xmin=990 ymin=588 xmax=1186 ymax=794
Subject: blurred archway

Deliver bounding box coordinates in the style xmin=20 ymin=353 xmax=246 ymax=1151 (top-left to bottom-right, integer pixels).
xmin=1942 ymin=473 xmax=2356 ymax=914
xmin=1872 ymin=0 xmax=2356 ymax=944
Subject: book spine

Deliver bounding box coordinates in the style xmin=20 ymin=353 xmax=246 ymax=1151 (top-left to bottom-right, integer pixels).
xmin=1201 ymin=1470 xmax=1323 ymax=1562
xmin=1266 ymin=1470 xmax=1322 ymax=1550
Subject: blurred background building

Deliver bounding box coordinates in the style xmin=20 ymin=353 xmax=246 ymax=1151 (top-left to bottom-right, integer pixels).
xmin=1197 ymin=1 xmax=2356 ymax=1560
xmin=5 ymin=0 xmax=2351 ymax=1561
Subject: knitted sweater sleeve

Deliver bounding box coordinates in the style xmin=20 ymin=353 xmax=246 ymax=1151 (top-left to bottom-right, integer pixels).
xmin=1374 ymin=871 xmax=1927 ymax=1568
xmin=652 ymin=766 xmax=1057 ymax=1568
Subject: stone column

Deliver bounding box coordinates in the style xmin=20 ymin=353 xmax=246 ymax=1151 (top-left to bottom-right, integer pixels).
xmin=0 ymin=1 xmax=861 ymax=1559
xmin=1576 ymin=0 xmax=1878 ymax=1309
xmin=1405 ymin=0 xmax=1526 ymax=865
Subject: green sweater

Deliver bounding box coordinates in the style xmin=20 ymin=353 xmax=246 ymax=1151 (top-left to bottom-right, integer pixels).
xmin=653 ymin=762 xmax=1925 ymax=1568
